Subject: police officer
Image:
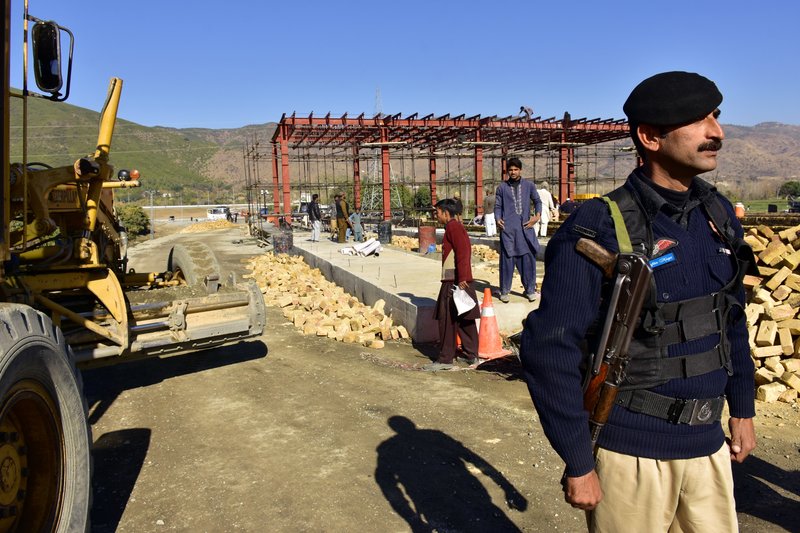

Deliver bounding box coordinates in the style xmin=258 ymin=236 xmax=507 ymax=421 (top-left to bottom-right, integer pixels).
xmin=520 ymin=71 xmax=756 ymax=532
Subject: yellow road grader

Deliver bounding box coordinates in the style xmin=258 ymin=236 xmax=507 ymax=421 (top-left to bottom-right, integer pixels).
xmin=0 ymin=1 xmax=266 ymax=530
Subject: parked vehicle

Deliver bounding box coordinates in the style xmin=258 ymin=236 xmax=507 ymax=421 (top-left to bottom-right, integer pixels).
xmin=207 ymin=205 xmax=231 ymax=220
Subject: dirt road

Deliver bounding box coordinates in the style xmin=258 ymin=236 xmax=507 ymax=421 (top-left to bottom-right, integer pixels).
xmin=84 ymin=226 xmax=800 ymax=532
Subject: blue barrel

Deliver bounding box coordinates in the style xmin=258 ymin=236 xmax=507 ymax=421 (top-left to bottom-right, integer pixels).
xmin=377 ymin=221 xmax=392 ymax=244
xmin=273 ymin=230 xmax=293 ymax=254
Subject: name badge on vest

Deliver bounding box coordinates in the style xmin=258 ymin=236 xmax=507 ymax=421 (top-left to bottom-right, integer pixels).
xmin=649 ymin=251 xmax=676 ymax=269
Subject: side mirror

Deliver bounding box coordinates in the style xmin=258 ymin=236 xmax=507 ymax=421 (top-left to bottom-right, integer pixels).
xmin=31 ymin=20 xmax=73 ymax=101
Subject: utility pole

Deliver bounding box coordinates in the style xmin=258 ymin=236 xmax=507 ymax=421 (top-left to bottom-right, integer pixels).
xmin=144 ymin=190 xmax=157 ymax=240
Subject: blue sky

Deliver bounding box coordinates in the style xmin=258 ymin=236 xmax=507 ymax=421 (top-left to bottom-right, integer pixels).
xmin=12 ymin=0 xmax=800 ymax=129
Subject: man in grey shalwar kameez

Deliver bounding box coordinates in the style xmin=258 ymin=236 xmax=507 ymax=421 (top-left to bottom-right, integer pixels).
xmin=494 ymin=157 xmax=542 ymax=302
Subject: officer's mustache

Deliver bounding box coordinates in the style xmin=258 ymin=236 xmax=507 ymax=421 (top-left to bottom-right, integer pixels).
xmin=698 ymin=140 xmax=723 ymax=152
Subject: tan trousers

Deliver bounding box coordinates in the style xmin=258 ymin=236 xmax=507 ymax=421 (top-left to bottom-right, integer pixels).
xmin=589 ymin=444 xmax=737 ymax=533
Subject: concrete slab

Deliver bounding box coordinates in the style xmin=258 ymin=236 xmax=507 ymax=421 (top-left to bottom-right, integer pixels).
xmin=287 ymin=229 xmax=543 ymax=344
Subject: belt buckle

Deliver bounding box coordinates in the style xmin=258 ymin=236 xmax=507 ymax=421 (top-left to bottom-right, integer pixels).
xmin=688 ymin=399 xmax=719 ymax=425
xmin=667 ymin=399 xmax=687 ymax=424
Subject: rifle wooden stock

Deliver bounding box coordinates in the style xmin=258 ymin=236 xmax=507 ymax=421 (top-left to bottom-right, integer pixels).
xmin=575 ymin=238 xmax=617 ymax=278
xmin=575 ymin=237 xmax=653 ymax=449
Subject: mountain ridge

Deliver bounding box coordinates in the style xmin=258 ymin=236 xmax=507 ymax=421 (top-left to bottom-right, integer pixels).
xmin=10 ymin=95 xmax=800 ymax=203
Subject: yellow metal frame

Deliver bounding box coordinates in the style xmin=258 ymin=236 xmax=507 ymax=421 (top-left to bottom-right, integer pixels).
xmin=17 ymin=268 xmax=129 ymax=348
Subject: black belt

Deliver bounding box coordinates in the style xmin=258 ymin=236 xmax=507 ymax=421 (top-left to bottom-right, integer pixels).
xmin=615 ymin=390 xmax=725 ymax=425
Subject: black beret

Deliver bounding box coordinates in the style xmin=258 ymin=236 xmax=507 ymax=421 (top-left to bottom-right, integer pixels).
xmin=623 ymin=71 xmax=722 ymax=126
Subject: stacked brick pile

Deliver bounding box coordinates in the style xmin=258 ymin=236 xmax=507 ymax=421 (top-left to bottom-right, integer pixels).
xmin=473 ymin=244 xmax=500 ymax=263
xmin=245 ymin=253 xmax=409 ymax=349
xmin=390 ymin=237 xmax=500 ymax=262
xmin=390 ymin=236 xmax=423 ymax=252
xmin=743 ymin=224 xmax=800 ymax=403
xmin=180 ymin=220 xmax=238 ymax=233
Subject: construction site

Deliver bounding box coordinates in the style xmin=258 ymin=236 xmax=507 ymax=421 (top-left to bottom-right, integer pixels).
xmin=2 ymin=1 xmax=799 ymax=532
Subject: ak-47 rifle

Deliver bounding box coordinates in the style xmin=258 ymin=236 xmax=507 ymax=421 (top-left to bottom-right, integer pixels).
xmin=576 ymin=238 xmax=653 ymax=449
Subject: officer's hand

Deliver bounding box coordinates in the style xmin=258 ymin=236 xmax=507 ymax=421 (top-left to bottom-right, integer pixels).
xmin=497 ymin=218 xmax=505 ymax=230
xmin=563 ymin=470 xmax=603 ymax=510
xmin=728 ymin=417 xmax=756 ymax=463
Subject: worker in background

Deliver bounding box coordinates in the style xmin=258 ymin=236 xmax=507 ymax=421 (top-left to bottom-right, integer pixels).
xmin=453 ymin=191 xmax=464 ymax=222
xmin=308 ymin=193 xmax=322 ymax=242
xmin=336 ymin=192 xmax=354 ymax=243
xmin=494 ymin=157 xmax=542 ymax=303
xmin=533 ymin=184 xmax=557 ymax=237
xmin=425 ymin=198 xmax=480 ymax=371
xmin=483 ymin=187 xmax=497 ymax=237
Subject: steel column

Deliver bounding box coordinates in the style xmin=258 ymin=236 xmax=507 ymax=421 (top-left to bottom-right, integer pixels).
xmin=558 ymin=145 xmax=577 ymax=201
xmin=429 ymin=155 xmax=437 ymax=205
xmin=279 ymin=132 xmax=291 ymax=220
xmin=381 ymin=129 xmax=391 ymax=220
xmin=352 ymin=146 xmax=361 ymax=210
xmin=271 ymin=143 xmax=280 ymax=214
xmin=475 ymin=146 xmax=484 ymax=215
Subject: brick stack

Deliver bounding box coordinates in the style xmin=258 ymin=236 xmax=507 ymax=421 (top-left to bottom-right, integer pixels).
xmin=743 ymin=224 xmax=800 ymax=403
xmin=390 ymin=236 xmax=425 ymax=252
xmin=472 ymin=244 xmax=500 ymax=263
xmin=245 ymin=253 xmax=409 ymax=348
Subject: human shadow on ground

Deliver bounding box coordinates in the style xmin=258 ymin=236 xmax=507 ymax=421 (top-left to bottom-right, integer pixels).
xmin=732 ymin=453 xmax=800 ymax=531
xmin=82 ymin=340 xmax=267 ymax=425
xmin=397 ymin=292 xmax=436 ymax=308
xmin=375 ymin=415 xmax=527 ymax=532
xmin=90 ymin=428 xmax=151 ymax=533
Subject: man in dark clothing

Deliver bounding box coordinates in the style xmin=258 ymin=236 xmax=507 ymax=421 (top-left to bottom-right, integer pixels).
xmin=453 ymin=192 xmax=464 ymax=222
xmin=425 ymin=199 xmax=480 ymax=371
xmin=494 ymin=157 xmax=542 ymax=303
xmin=335 ymin=192 xmax=353 ymax=243
xmin=520 ymin=72 xmax=756 ymax=532
xmin=308 ymin=193 xmax=322 ymax=242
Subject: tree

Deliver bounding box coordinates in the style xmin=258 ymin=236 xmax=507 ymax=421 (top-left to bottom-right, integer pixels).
xmin=392 ymin=184 xmax=414 ymax=209
xmin=414 ymin=186 xmax=431 ymax=208
xmin=116 ymin=205 xmax=150 ymax=236
xmin=778 ymin=181 xmax=800 ymax=198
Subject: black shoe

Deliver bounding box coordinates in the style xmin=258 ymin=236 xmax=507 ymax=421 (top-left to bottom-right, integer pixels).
xmin=456 ymin=354 xmax=478 ymax=365
xmin=422 ymin=362 xmax=455 ymax=372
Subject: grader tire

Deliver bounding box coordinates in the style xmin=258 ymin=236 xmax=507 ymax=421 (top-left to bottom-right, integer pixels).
xmin=168 ymin=242 xmax=221 ymax=286
xmin=0 ymin=304 xmax=92 ymax=533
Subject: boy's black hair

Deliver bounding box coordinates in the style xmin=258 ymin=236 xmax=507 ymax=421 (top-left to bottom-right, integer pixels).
xmin=507 ymin=157 xmax=523 ymax=169
xmin=435 ymin=198 xmax=458 ymax=217
xmin=312 ymin=193 xmax=319 ymax=200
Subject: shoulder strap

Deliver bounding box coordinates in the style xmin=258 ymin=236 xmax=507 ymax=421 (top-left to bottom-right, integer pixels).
xmin=600 ymin=197 xmax=633 ymax=253
xmin=703 ymin=195 xmax=736 ymax=242
xmin=604 ymin=187 xmax=651 ymax=256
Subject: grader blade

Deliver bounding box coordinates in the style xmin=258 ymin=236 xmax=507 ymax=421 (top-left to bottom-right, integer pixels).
xmin=72 ymin=280 xmax=266 ymax=366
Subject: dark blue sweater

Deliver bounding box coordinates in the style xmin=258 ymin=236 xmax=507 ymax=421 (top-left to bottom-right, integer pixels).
xmin=520 ymin=170 xmax=756 ymax=477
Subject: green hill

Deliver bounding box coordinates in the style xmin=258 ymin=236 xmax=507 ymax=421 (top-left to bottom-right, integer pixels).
xmin=9 ymin=94 xmax=276 ymax=205
xmin=9 ymin=94 xmax=800 ymax=205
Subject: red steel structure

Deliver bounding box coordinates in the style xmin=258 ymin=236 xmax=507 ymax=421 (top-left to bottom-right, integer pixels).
xmin=270 ymin=111 xmax=629 ymax=220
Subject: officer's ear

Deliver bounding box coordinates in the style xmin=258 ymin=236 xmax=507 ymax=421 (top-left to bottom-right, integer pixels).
xmin=636 ymin=123 xmax=664 ymax=154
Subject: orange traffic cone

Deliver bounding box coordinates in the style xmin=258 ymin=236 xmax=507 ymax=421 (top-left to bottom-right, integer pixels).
xmin=478 ymin=288 xmax=513 ymax=360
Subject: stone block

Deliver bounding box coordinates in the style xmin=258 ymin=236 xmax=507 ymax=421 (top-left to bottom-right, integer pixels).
xmin=755 ymin=320 xmax=778 ymax=346
xmin=754 ymin=367 xmax=777 ymax=386
xmin=778 ymin=389 xmax=798 ymax=403
xmin=780 ymin=371 xmax=800 ymax=392
xmin=756 ymin=382 xmax=787 ymax=402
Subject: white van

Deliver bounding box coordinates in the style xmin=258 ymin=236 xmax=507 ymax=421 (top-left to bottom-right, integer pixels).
xmin=207 ymin=206 xmax=230 ymax=221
